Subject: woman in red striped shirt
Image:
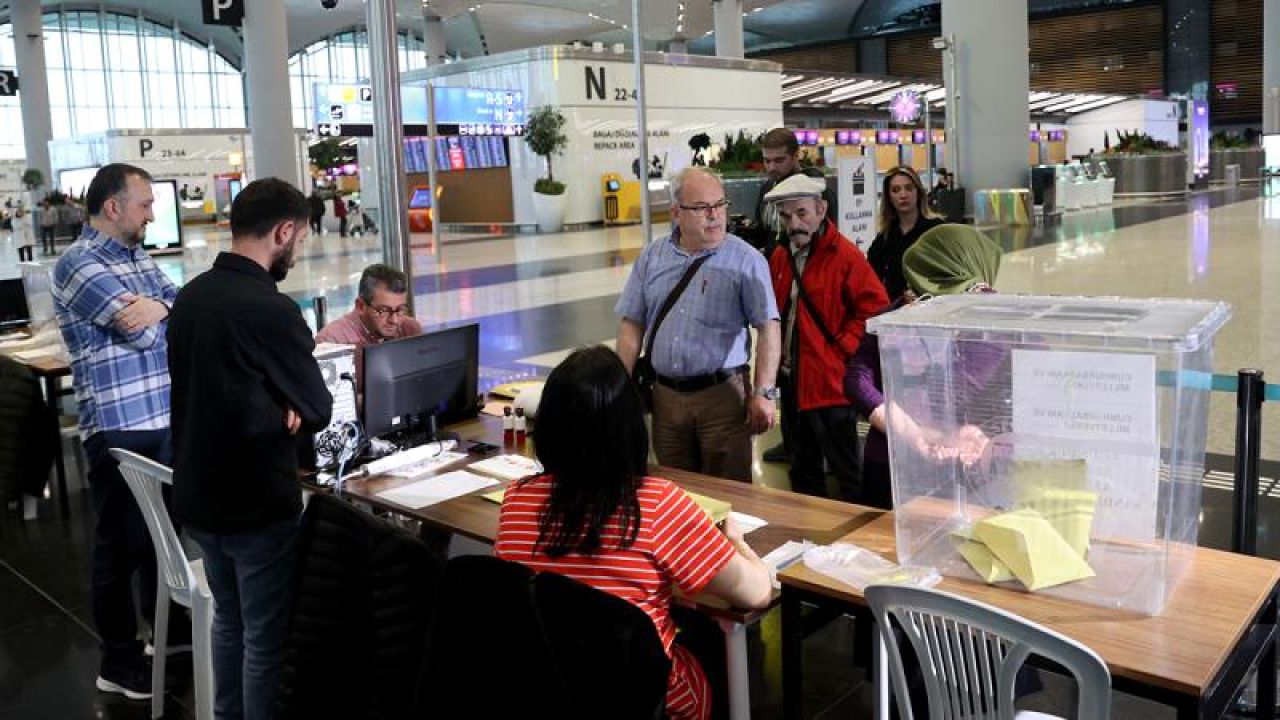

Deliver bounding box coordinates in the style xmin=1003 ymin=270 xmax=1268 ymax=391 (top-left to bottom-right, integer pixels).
xmin=496 ymin=345 xmax=772 ymax=720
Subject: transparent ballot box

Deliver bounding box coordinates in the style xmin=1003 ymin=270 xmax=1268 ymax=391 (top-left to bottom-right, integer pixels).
xmin=867 ymin=295 xmax=1231 ymax=614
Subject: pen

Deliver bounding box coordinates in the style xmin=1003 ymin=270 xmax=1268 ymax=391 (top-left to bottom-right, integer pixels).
xmin=776 ymin=553 xmax=805 ymax=571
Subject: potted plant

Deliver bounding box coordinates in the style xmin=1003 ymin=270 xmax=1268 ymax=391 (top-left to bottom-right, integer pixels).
xmin=21 ymin=168 xmax=43 ymax=210
xmin=524 ymin=105 xmax=569 ymax=233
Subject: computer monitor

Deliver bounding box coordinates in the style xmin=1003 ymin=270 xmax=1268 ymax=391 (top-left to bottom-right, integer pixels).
xmin=0 ymin=278 xmax=31 ymax=331
xmin=408 ymin=186 xmax=433 ymax=209
xmin=362 ymin=323 xmax=480 ymax=440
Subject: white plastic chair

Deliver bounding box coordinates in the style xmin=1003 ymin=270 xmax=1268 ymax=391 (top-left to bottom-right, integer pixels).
xmin=865 ymin=585 xmax=1111 ymax=720
xmin=110 ymin=448 xmax=215 ymax=720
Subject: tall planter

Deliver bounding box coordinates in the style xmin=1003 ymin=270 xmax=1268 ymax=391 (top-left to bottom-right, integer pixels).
xmin=532 ymin=190 xmax=567 ymax=233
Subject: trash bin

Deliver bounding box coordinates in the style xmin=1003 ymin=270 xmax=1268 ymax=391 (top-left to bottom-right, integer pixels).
xmin=1225 ymin=164 xmax=1241 ymax=187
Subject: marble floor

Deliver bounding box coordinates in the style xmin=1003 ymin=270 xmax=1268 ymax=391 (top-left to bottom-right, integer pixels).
xmin=2 ymin=184 xmax=1277 ymax=718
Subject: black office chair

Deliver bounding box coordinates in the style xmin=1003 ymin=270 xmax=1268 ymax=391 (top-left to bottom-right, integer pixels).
xmin=422 ymin=555 xmax=670 ymax=720
xmin=274 ymin=494 xmax=442 ymax=720
xmin=0 ymin=356 xmax=54 ymax=527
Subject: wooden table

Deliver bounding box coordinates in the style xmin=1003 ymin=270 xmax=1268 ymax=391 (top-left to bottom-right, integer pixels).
xmin=323 ymin=413 xmax=885 ymax=719
xmin=779 ymin=512 xmax=1280 ymax=720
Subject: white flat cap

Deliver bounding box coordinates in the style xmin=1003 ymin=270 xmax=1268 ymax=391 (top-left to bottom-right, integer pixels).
xmin=763 ymin=173 xmax=826 ymax=204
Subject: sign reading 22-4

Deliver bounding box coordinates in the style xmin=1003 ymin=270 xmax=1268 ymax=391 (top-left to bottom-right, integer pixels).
xmin=584 ymin=67 xmax=637 ymax=102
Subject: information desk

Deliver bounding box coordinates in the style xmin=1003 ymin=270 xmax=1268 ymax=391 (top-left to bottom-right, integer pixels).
xmin=779 ymin=512 xmax=1280 ymax=720
xmin=315 ymin=413 xmax=884 ymax=720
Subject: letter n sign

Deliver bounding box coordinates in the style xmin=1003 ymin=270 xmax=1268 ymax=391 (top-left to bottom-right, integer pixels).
xmin=585 ymin=66 xmax=606 ymax=101
xmin=203 ymin=0 xmax=244 ymax=27
xmin=0 ymin=70 xmax=17 ymax=97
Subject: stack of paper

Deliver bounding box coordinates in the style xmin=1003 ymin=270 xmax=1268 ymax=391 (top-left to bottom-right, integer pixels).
xmin=970 ymin=509 xmax=1095 ymax=590
xmin=376 ymin=470 xmax=498 ymax=509
xmin=685 ymin=491 xmax=731 ymax=525
xmin=468 ymin=454 xmax=543 ymax=481
xmin=1012 ymin=460 xmax=1097 ymax=558
xmin=953 ymin=459 xmax=1099 ymax=591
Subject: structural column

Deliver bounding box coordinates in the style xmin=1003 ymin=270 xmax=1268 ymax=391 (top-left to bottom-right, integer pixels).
xmin=10 ymin=0 xmax=53 ymax=192
xmin=1266 ymin=0 xmax=1280 ymax=133
xmin=941 ymin=0 xmax=1030 ymax=197
xmin=242 ymin=0 xmax=297 ymax=184
xmin=1164 ymin=0 xmax=1211 ymax=101
xmin=368 ymin=0 xmax=412 ymax=284
xmin=423 ymin=11 xmax=447 ymax=66
xmin=713 ymin=0 xmax=744 ymax=59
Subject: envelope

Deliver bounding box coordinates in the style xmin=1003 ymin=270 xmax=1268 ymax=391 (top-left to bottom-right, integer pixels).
xmin=972 ymin=509 xmax=1095 ymax=590
xmin=685 ymin=491 xmax=732 ymax=525
xmin=957 ymin=539 xmax=1016 ymax=583
xmin=1012 ymin=460 xmax=1097 ymax=558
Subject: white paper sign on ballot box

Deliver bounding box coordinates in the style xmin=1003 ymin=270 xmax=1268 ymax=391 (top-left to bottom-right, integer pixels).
xmin=1010 ymin=349 xmax=1160 ymax=543
xmin=837 ymin=155 xmax=877 ymax=253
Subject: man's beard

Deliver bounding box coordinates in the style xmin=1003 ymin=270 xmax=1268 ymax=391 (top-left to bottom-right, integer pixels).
xmin=269 ymin=238 xmax=297 ymax=281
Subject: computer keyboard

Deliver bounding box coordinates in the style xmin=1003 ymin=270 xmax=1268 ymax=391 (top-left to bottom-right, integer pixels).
xmin=359 ymin=440 xmax=459 ymax=477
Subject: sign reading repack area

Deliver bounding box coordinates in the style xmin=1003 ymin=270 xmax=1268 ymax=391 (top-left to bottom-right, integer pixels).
xmin=312 ymin=83 xmax=525 ymax=138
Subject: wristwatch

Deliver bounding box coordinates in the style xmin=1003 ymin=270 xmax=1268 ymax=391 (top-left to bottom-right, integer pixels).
xmin=753 ymin=386 xmax=780 ymax=401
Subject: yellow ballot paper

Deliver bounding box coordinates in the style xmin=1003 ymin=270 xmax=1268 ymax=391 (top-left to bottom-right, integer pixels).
xmin=957 ymin=540 xmax=1016 ymax=583
xmin=480 ymin=489 xmax=506 ymax=504
xmin=489 ymin=381 xmax=544 ymax=399
xmin=685 ymin=492 xmax=732 ymax=525
xmin=1012 ymin=460 xmax=1097 ymax=559
xmin=972 ymin=509 xmax=1095 ymax=590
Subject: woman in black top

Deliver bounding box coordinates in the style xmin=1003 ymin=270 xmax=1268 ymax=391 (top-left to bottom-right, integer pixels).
xmin=865 ymin=166 xmax=942 ymax=302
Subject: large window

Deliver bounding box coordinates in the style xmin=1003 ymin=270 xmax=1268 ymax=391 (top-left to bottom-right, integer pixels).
xmin=289 ymin=30 xmax=428 ymax=130
xmin=0 ymin=9 xmax=245 ymax=159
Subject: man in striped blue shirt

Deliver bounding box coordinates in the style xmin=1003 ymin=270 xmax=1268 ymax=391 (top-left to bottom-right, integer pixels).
xmin=54 ymin=163 xmax=180 ymax=702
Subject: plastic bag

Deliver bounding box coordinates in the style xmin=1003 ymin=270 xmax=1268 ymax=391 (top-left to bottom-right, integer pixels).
xmin=802 ymin=543 xmax=941 ymax=592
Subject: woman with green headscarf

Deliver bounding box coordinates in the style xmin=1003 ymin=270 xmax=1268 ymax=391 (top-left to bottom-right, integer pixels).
xmin=901 ymin=223 xmax=1002 ymax=300
xmin=844 ymin=224 xmax=1004 ymax=509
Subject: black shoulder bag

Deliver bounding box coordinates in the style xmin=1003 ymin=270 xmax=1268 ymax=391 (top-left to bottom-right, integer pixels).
xmin=632 ymin=255 xmax=712 ymax=410
xmin=784 ymin=244 xmax=840 ymax=347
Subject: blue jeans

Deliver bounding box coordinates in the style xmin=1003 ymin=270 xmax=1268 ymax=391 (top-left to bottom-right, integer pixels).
xmin=190 ymin=518 xmax=299 ymax=720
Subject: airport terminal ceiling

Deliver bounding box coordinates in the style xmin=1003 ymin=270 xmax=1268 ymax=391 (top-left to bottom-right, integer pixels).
xmin=0 ymin=0 xmax=1161 ymax=70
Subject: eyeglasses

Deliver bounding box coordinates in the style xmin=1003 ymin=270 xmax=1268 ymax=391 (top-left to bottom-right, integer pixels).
xmin=678 ymin=199 xmax=730 ymax=216
xmin=369 ymin=304 xmax=410 ymax=318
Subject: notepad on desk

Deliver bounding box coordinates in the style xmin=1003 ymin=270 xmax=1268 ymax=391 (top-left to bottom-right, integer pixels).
xmin=468 ymin=454 xmax=543 ymax=481
xmin=376 ymin=470 xmax=498 ymax=509
xmin=489 ymin=381 xmax=544 ymax=399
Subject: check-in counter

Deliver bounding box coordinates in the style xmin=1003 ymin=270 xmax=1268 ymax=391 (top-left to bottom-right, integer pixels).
xmin=1104 ymin=153 xmax=1187 ymax=195
xmin=1209 ymin=148 xmax=1265 ymax=184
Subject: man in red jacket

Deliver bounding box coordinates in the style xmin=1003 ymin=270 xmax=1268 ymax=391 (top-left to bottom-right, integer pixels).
xmin=765 ymin=174 xmax=888 ymax=502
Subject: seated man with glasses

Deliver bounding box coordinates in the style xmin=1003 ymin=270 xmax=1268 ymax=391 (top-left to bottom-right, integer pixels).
xmin=616 ymin=167 xmax=781 ymax=483
xmin=316 ymin=263 xmax=422 ymax=386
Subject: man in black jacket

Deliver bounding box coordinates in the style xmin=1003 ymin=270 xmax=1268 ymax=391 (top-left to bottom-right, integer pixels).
xmin=751 ymin=128 xmax=834 ymax=255
xmin=167 ymin=178 xmax=332 ymax=720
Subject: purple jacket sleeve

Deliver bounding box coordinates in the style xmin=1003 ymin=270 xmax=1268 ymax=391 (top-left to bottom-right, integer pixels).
xmin=844 ymin=332 xmax=884 ymax=418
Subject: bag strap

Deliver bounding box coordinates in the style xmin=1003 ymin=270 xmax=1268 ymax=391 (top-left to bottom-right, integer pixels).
xmin=784 ymin=242 xmax=839 ymax=348
xmin=641 ymin=254 xmax=712 ymax=359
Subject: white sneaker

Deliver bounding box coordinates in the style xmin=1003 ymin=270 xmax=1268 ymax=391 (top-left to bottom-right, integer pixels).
xmin=143 ymin=640 xmax=192 ymax=657
xmin=96 ymin=668 xmax=153 ymax=701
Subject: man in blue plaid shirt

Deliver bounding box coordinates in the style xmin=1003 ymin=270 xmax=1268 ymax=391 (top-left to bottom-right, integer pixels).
xmin=54 ymin=163 xmax=180 ymax=702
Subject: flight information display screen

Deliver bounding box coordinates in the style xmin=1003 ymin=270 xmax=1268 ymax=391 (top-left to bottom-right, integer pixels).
xmin=313 ymin=83 xmax=524 ymax=137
